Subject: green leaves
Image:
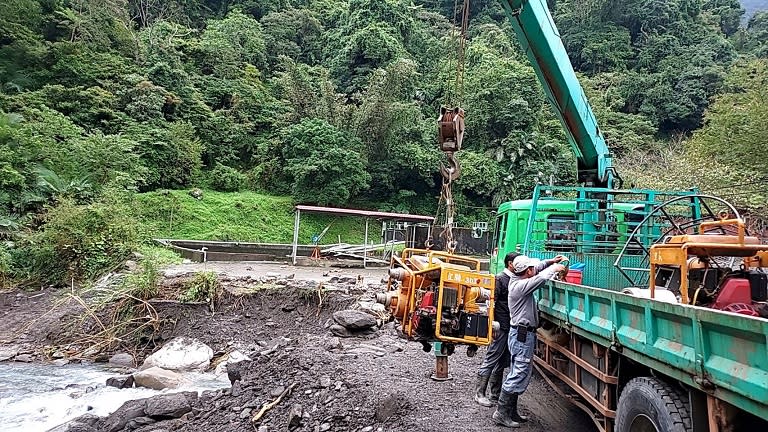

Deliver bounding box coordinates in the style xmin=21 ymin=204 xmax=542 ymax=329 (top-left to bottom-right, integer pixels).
xmin=261 ymin=8 xmax=324 ymax=67
xmin=281 ymin=118 xmax=370 ymax=205
xmin=0 ymin=0 xmax=765 ymax=288
xmin=209 ymin=163 xmax=247 ymax=192
xmin=620 ymin=60 xmax=768 ymax=217
xmin=198 ymin=11 xmax=267 ymax=78
xmin=738 ymin=11 xmax=768 ymax=57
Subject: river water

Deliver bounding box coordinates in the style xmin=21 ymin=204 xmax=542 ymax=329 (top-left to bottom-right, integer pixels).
xmin=0 ymin=362 xmax=230 ymax=432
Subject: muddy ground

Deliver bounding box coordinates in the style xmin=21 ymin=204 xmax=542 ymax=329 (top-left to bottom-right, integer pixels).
xmin=1 ymin=262 xmax=596 ymax=432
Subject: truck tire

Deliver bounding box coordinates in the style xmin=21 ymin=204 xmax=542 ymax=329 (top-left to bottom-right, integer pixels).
xmin=615 ymin=377 xmax=692 ymax=432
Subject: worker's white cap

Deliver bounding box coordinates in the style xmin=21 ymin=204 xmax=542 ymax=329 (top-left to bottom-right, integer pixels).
xmin=512 ymin=256 xmax=535 ymax=273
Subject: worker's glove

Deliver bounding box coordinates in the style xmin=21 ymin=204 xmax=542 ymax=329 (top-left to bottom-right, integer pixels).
xmin=479 ymin=288 xmax=492 ymax=301
xmin=492 ymin=321 xmax=502 ymax=339
xmin=551 ymin=264 xmax=567 ymax=280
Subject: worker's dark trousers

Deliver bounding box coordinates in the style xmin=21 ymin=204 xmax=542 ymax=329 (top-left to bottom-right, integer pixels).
xmin=477 ymin=329 xmax=510 ymax=376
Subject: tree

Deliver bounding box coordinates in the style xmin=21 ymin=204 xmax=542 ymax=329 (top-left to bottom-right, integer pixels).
xmin=463 ymin=36 xmax=544 ymax=150
xmin=741 ymin=11 xmax=768 ymax=57
xmin=53 ymin=0 xmax=134 ymax=52
xmin=325 ymin=0 xmax=422 ymax=94
xmin=684 ymin=60 xmax=768 ymax=213
xmin=701 ymin=0 xmax=744 ymax=37
xmin=620 ymin=60 xmax=768 ymax=216
xmin=124 ymin=121 xmax=202 ymax=190
xmin=281 ymin=118 xmax=370 ymax=205
xmin=270 ymin=59 xmax=343 ymax=125
xmin=261 ymin=8 xmax=324 ymax=68
xmin=580 ymin=73 xmax=657 ymax=156
xmin=198 ymin=11 xmax=266 ymax=78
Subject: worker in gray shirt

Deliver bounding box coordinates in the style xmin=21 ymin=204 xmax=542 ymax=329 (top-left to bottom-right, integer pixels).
xmin=474 ymin=251 xmax=519 ymax=407
xmin=493 ymin=254 xmax=566 ymax=428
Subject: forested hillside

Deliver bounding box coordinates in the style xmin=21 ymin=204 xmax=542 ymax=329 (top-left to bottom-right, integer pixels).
xmin=1 ymin=0 xmax=767 ymax=285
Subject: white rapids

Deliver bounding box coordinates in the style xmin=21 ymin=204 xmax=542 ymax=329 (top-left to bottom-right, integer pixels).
xmin=0 ymin=361 xmax=229 ymax=432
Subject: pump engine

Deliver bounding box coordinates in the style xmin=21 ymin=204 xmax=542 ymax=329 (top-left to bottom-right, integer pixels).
xmin=648 ymin=219 xmax=768 ymax=318
xmin=376 ymin=249 xmax=496 ymax=356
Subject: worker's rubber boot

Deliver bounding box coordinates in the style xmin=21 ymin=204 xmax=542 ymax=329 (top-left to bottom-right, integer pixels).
xmin=509 ymin=393 xmax=529 ymax=423
xmin=488 ymin=369 xmax=504 ymax=404
xmin=492 ymin=391 xmax=521 ymax=428
xmin=473 ymin=374 xmax=494 ymax=407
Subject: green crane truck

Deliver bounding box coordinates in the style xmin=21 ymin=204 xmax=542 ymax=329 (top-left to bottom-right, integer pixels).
xmin=488 ymin=1 xmax=768 ymax=431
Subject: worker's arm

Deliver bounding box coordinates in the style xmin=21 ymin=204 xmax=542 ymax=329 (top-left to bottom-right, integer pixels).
xmin=534 ymin=255 xmax=567 ymax=272
xmin=513 ymin=265 xmax=565 ymax=297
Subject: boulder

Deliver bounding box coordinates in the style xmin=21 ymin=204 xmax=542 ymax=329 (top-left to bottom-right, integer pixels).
xmin=102 ymin=399 xmax=147 ymax=432
xmin=140 ymin=337 xmax=213 ymax=372
xmin=330 ymin=324 xmax=376 ymax=338
xmin=288 ymin=404 xmax=303 ymax=428
xmin=133 ymin=367 xmax=184 ymax=390
xmin=109 ymin=352 xmax=135 ymax=368
xmin=189 ymin=188 xmax=203 ymax=200
xmin=144 ymin=392 xmax=197 ymax=419
xmin=0 ymin=347 xmax=19 ymax=362
xmin=214 ymin=350 xmax=252 ymax=375
xmin=332 ymin=310 xmax=376 ymax=330
xmin=329 ymin=324 xmax=354 ymax=338
xmin=14 ymin=353 xmax=33 ymax=362
xmin=52 ymin=359 xmax=70 ymax=366
xmin=323 ymin=336 xmax=342 ymax=351
xmin=375 ymin=394 xmax=399 ymax=421
xmin=357 ymin=301 xmax=386 ymax=313
xmin=329 ymin=276 xmax=358 ymax=284
xmin=106 ymin=375 xmax=135 ymax=389
xmin=125 ymin=417 xmax=156 ymax=429
xmin=226 ymin=360 xmax=249 ymax=385
xmin=47 ymin=414 xmax=100 ymax=432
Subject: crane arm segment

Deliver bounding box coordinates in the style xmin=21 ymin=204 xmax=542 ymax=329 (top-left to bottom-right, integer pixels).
xmin=498 ymin=0 xmax=619 ymax=189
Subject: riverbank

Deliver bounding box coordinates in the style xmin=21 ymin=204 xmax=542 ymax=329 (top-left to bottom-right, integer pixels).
xmin=0 ymin=361 xmax=229 ymax=432
xmin=1 ymin=262 xmax=596 ymax=432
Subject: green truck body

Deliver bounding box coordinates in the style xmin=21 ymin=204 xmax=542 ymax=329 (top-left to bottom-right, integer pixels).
xmin=490 ymin=185 xmax=768 ymax=430
xmin=535 ymin=270 xmax=768 ymax=421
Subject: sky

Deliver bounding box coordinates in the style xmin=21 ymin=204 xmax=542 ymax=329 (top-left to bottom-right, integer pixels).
xmin=742 ymin=0 xmax=768 ymax=20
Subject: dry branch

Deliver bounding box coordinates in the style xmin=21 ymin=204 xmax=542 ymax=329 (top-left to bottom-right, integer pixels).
xmin=251 ymin=383 xmax=297 ymax=423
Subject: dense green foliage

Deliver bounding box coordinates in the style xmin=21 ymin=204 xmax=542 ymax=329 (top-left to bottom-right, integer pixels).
xmin=621 ymin=58 xmax=768 ymax=213
xmin=0 ymin=0 xmax=766 ymax=285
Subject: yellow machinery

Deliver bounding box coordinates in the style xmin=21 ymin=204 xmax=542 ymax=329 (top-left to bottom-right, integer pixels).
xmin=376 ymin=248 xmax=495 ymax=378
xmin=649 ymin=218 xmax=768 ymax=316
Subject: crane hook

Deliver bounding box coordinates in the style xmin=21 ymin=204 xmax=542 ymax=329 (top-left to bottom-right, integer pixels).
xmin=440 ymin=152 xmax=461 ymax=182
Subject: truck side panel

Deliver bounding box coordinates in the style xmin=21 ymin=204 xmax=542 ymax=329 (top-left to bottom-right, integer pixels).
xmin=539 ymin=280 xmax=768 ymax=421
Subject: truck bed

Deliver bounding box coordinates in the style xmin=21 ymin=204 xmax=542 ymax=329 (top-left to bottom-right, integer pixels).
xmin=538 ymin=278 xmax=768 ymax=421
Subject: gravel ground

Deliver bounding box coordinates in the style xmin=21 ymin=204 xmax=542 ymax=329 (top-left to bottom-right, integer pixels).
xmin=142 ymin=262 xmax=596 ymax=432
xmin=1 ymin=262 xmax=596 ymax=432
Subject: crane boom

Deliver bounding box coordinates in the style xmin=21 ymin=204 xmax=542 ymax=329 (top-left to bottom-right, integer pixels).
xmin=498 ymin=0 xmax=620 ymax=189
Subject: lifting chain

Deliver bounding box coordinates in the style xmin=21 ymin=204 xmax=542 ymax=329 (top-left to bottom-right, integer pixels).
xmin=454 ymin=0 xmax=470 ymax=105
xmin=440 ymin=175 xmax=458 ymax=254
xmin=426 ymin=0 xmax=470 ymax=255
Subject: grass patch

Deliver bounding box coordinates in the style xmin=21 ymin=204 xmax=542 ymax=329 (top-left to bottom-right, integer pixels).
xmin=133 ymin=190 xmax=368 ymax=244
xmin=135 ymin=244 xmax=183 ymax=266
xmin=179 ymin=271 xmax=220 ymax=304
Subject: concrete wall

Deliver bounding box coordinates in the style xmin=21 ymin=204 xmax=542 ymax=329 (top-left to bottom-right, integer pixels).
xmin=158 ymin=239 xmax=316 ymax=262
xmin=410 ymin=226 xmax=492 ymax=256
